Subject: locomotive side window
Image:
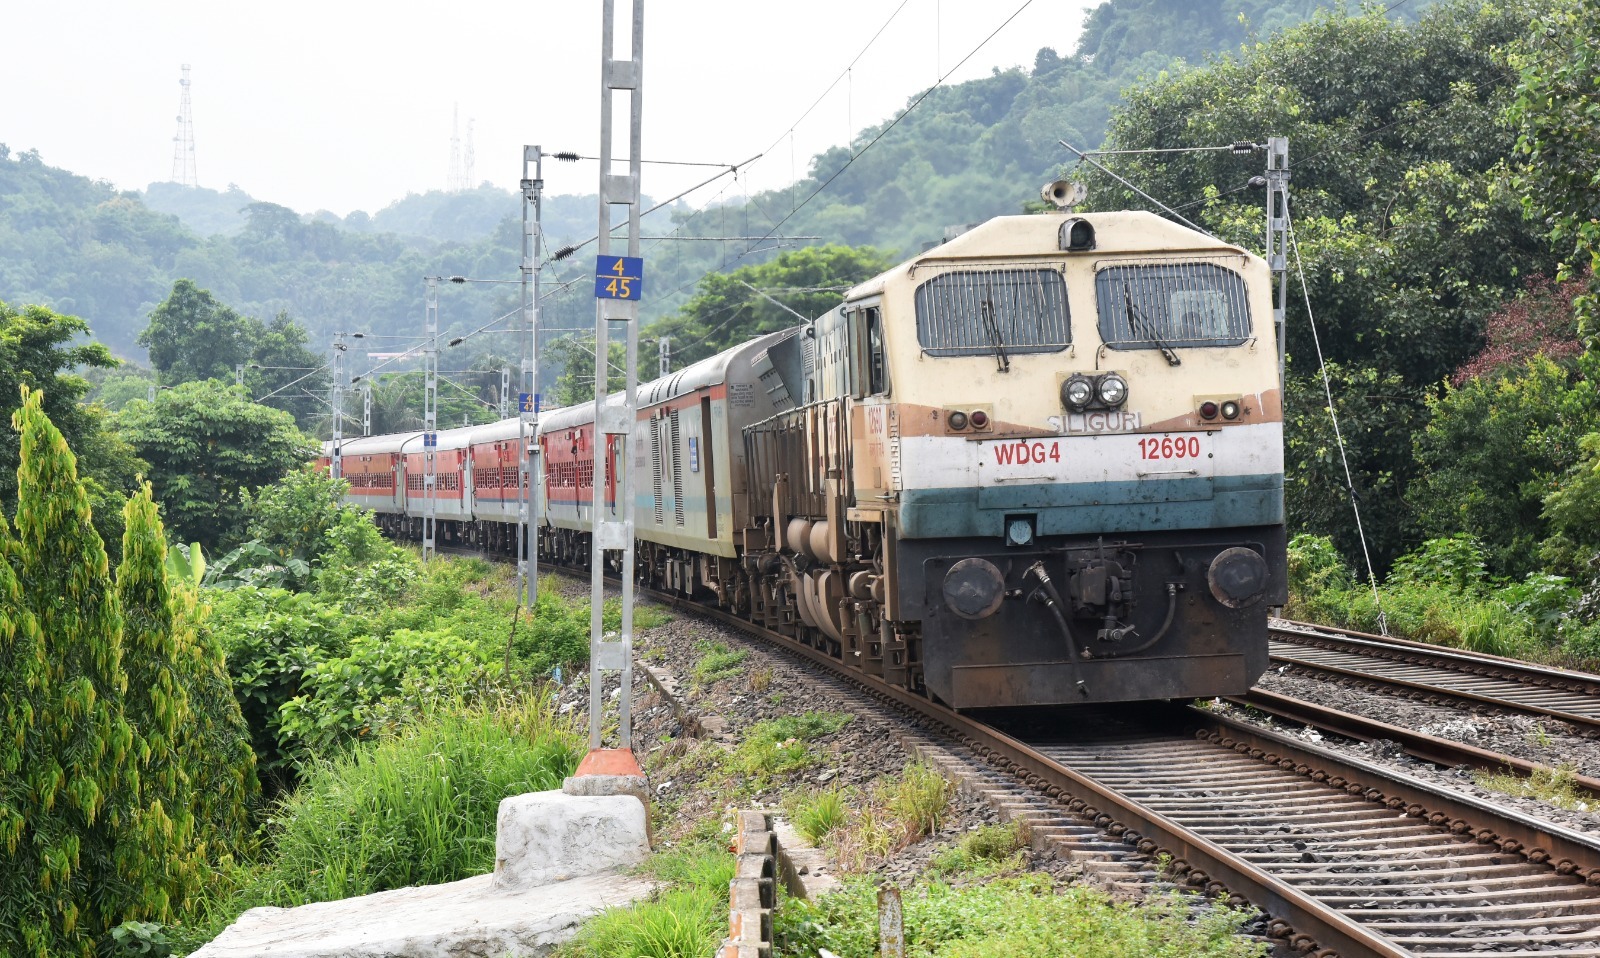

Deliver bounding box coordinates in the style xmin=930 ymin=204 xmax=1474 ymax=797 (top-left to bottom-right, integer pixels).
xmin=913 ymin=268 xmax=1070 ymax=357
xmin=1094 ymin=261 xmax=1251 ymax=349
xmin=848 ymin=306 xmax=889 ymax=397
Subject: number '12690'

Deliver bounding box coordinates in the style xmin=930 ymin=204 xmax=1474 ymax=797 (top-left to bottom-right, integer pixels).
xmin=1138 ymin=436 xmax=1201 ymax=459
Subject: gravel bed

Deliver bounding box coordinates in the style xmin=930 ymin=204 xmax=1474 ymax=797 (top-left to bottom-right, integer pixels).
xmin=547 ymin=580 xmax=1063 ymax=883
xmin=1216 ymin=666 xmax=1600 ymax=831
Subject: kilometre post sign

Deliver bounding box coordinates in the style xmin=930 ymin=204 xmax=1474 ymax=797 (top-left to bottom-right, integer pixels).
xmin=594 ymin=255 xmax=643 ymax=302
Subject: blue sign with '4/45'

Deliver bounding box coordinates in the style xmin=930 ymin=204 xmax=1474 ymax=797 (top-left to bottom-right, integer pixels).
xmin=595 ymin=255 xmax=643 ymax=301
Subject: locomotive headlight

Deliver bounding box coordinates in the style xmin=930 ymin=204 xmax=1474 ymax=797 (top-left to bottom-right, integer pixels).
xmin=1062 ymin=375 xmax=1094 ymax=411
xmin=947 ymin=410 xmax=969 ymax=430
xmin=1221 ymin=400 xmax=1241 ymax=420
xmin=1097 ymin=374 xmax=1128 ymax=407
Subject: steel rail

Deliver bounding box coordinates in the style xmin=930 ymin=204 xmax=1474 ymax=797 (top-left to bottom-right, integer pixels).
xmin=1232 ymin=687 xmax=1600 ymax=796
xmin=1271 ymin=620 xmax=1600 ymax=733
xmin=1275 ymin=618 xmax=1600 ymax=692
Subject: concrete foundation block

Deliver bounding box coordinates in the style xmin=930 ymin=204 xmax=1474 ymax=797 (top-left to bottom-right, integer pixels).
xmin=492 ymin=790 xmax=649 ymax=890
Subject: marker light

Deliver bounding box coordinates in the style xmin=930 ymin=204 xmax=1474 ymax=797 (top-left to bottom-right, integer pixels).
xmin=1199 ymin=401 xmax=1220 ymax=420
xmin=1221 ymin=400 xmax=1242 ymax=420
xmin=969 ymin=410 xmax=989 ymax=429
xmin=1062 ymin=375 xmax=1094 ymax=410
xmin=1097 ymin=374 xmax=1128 ymax=406
xmin=947 ymin=410 xmax=969 ymax=430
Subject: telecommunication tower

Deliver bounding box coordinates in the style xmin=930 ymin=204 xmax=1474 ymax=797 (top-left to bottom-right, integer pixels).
xmin=448 ymin=105 xmax=465 ymax=192
xmin=170 ymin=64 xmax=198 ymax=186
xmin=464 ymin=119 xmax=476 ymax=190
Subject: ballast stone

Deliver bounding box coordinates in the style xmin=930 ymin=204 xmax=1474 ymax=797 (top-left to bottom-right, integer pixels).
xmin=493 ymin=791 xmax=650 ymax=888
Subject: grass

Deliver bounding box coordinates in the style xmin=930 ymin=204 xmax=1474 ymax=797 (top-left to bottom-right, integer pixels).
xmin=557 ymin=842 xmax=734 ymax=958
xmin=735 ymin=711 xmax=853 ymax=778
xmin=791 ymin=787 xmax=850 ymax=845
xmin=1474 ymin=763 xmax=1591 ymax=811
xmin=171 ymin=694 xmax=582 ymax=951
xmin=932 ymin=823 xmax=1026 ymax=876
xmin=792 ymin=762 xmax=955 ymax=873
xmin=748 ymin=666 xmax=774 ymax=692
xmin=776 ymin=876 xmax=1268 ymax=958
xmin=691 ymin=640 xmax=749 ymax=686
xmin=888 ymin=763 xmax=952 ymax=840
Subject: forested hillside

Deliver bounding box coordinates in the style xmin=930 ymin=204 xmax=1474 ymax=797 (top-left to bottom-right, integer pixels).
xmin=0 ymin=0 xmax=1397 ymax=359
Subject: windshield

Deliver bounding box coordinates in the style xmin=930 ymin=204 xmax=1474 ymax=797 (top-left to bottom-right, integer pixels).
xmin=1095 ymin=261 xmax=1251 ymax=349
xmin=914 ymin=267 xmax=1070 ymax=358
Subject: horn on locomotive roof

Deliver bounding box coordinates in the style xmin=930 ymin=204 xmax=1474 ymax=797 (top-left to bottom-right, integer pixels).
xmin=1041 ymin=179 xmax=1087 ymax=210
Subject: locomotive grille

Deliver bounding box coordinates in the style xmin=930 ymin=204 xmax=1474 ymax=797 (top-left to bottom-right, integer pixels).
xmin=913 ymin=266 xmax=1070 ymax=357
xmin=1095 ymin=259 xmax=1252 ymax=349
xmin=650 ymin=417 xmax=664 ymax=524
xmin=670 ymin=410 xmax=685 ymax=526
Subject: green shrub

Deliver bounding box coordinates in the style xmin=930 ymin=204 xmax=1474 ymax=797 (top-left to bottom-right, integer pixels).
xmin=181 ymin=694 xmax=581 ymax=948
xmin=277 ymin=627 xmax=492 ymax=758
xmin=776 ymin=877 xmax=1267 ymax=958
xmin=1389 ymin=534 xmax=1491 ymax=594
xmin=932 ymin=823 xmax=1026 ymax=876
xmin=206 ymin=587 xmax=350 ymax=783
xmin=792 ymin=788 xmax=849 ymax=845
xmin=241 ymin=467 xmax=351 ymax=588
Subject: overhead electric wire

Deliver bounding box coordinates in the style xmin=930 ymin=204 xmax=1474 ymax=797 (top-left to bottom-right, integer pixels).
xmin=746 ymin=0 xmax=1037 ymax=248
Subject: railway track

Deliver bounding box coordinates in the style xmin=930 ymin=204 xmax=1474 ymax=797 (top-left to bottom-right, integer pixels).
xmin=451 ymin=553 xmax=1600 ymax=955
xmin=1270 ymin=620 xmax=1600 ymax=736
xmin=618 ymin=584 xmax=1600 ymax=956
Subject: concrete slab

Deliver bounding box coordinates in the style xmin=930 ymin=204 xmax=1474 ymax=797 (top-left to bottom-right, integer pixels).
xmin=189 ymin=870 xmax=655 ymax=958
xmin=193 ymin=788 xmax=655 ymax=958
xmin=492 ymin=791 xmax=649 ymax=889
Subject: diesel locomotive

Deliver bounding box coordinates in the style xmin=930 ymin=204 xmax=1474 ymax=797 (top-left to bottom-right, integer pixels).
xmin=326 ymin=206 xmax=1286 ymax=708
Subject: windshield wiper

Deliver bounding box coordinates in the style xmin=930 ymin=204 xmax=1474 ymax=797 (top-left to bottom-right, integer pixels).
xmin=980 ymin=299 xmax=1010 ymax=373
xmin=1123 ymin=282 xmax=1181 ymax=366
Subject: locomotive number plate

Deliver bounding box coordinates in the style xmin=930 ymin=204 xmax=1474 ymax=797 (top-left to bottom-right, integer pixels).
xmin=977 ymin=432 xmax=1215 ymax=485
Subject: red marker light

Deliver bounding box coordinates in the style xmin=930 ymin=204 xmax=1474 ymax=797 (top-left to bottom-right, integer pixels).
xmin=969 ymin=410 xmax=989 ymax=429
xmin=1199 ymin=401 xmax=1219 ymax=420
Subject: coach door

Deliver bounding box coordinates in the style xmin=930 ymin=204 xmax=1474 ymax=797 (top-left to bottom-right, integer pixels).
xmin=700 ymin=395 xmax=717 ymax=540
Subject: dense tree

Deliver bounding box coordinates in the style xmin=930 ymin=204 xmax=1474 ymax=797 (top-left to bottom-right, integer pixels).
xmin=121 ymin=484 xmax=259 ymax=866
xmin=1506 ymin=0 xmax=1600 ymax=337
xmin=0 ymin=300 xmax=144 ymax=552
xmin=1410 ymin=356 xmax=1598 ymax=579
xmin=113 ymin=380 xmax=318 ymax=550
xmin=246 ymin=311 xmax=330 ymax=429
xmin=116 ymin=485 xmax=203 ymax=919
xmin=139 ymin=279 xmax=257 ymax=383
xmin=1 ymin=389 xmax=144 ymax=956
xmin=1086 ymin=1 xmax=1558 ymax=567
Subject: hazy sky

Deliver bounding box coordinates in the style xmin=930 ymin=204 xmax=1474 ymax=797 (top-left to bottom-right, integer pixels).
xmin=1 ymin=0 xmax=1100 ymax=215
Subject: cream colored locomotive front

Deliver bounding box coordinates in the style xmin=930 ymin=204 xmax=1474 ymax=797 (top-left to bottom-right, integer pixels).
xmin=815 ymin=210 xmax=1287 ymax=707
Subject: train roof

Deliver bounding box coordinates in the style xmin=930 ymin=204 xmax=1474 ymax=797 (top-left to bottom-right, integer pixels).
xmin=844 ymin=210 xmax=1259 ymax=300
xmin=326 ymin=432 xmax=421 ymax=457
xmin=538 ymin=327 xmax=801 ymax=435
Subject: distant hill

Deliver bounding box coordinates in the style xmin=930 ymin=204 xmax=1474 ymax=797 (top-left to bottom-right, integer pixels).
xmin=143 ymin=181 xmax=259 ymax=236
xmin=3 ymin=0 xmax=1435 ymax=360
